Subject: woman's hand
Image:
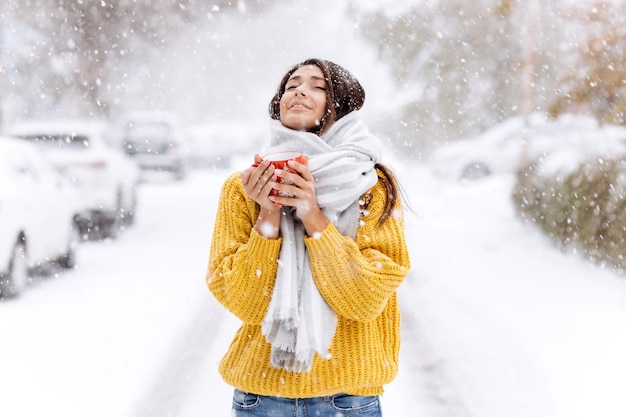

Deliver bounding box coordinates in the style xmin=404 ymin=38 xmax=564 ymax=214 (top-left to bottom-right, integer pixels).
xmin=241 ymin=154 xmax=281 ymax=239
xmin=241 ymin=154 xmax=277 ymax=210
xmin=270 ymin=156 xmax=329 ymax=236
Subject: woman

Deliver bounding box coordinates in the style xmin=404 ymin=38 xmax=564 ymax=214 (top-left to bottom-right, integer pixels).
xmin=206 ymin=58 xmax=411 ymax=416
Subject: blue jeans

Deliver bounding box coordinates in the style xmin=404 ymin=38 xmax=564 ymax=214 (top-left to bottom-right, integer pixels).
xmin=232 ymin=389 xmax=382 ymax=416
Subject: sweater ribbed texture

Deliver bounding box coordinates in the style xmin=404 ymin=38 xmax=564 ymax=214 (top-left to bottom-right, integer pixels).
xmin=206 ymin=170 xmax=411 ymax=398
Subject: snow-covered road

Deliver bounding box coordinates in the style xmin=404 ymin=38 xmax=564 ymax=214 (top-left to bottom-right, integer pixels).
xmin=0 ymin=169 xmax=233 ymax=416
xmin=405 ymin=169 xmax=626 ymax=417
xmin=2 ymin=164 xmax=626 ymax=417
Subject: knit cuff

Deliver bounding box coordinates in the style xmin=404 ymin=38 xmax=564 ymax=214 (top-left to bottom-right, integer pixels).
xmin=248 ymin=227 xmax=283 ymax=261
xmin=304 ymin=223 xmax=352 ymax=256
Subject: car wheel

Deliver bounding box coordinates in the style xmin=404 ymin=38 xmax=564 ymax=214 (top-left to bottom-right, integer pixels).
xmin=0 ymin=238 xmax=29 ymax=298
xmin=461 ymin=161 xmax=491 ymax=180
xmin=101 ymin=192 xmax=123 ymax=239
xmin=57 ymin=222 xmax=80 ymax=269
xmin=174 ymin=162 xmax=187 ymax=181
xmin=120 ymin=187 xmax=137 ymax=226
xmin=100 ymin=212 xmax=121 ymax=240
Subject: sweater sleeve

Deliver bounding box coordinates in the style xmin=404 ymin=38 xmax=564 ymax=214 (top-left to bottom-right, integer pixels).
xmin=304 ymin=178 xmax=411 ymax=321
xmin=206 ymin=173 xmax=282 ymax=325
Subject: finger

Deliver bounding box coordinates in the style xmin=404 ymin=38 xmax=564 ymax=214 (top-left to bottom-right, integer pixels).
xmin=255 ymin=165 xmax=276 ymax=194
xmin=269 ymin=193 xmax=295 ymax=207
xmin=262 ymin=178 xmax=278 ymax=197
xmin=270 ymin=180 xmax=299 ymax=199
xmin=251 ymin=160 xmax=272 ymax=181
xmin=278 ymin=168 xmax=310 ymax=189
xmin=241 ymin=164 xmax=259 ymax=186
xmin=269 ymin=196 xmax=289 ymax=207
xmin=287 ymin=159 xmax=313 ymax=182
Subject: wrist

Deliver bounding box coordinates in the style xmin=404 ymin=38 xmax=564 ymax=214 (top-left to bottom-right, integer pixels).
xmin=302 ymin=209 xmax=329 ymax=237
xmin=256 ymin=207 xmax=281 ymax=239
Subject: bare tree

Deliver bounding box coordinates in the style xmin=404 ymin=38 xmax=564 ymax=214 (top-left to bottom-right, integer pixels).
xmin=0 ymin=4 xmax=6 ymax=132
xmin=519 ymin=0 xmax=540 ymax=167
xmin=549 ymin=1 xmax=626 ymax=125
xmin=357 ymin=0 xmax=524 ymax=154
xmin=6 ymin=0 xmax=241 ymax=119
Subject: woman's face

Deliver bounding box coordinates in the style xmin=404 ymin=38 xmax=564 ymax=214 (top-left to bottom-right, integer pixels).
xmin=279 ymin=65 xmax=328 ymax=132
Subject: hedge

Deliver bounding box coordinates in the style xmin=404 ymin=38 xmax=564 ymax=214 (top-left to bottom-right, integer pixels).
xmin=512 ymin=157 xmax=626 ymax=271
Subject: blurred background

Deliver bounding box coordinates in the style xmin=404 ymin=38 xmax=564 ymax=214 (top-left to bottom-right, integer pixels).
xmin=1 ymin=0 xmax=623 ymax=157
xmin=2 ymin=2 xmax=626 ymax=416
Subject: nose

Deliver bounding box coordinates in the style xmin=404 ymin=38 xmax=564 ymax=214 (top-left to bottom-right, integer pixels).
xmin=294 ymin=86 xmax=306 ymax=97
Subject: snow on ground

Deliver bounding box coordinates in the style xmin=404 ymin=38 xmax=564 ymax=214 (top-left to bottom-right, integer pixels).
xmin=2 ymin=159 xmax=626 ymax=417
xmin=405 ymin=167 xmax=626 ymax=417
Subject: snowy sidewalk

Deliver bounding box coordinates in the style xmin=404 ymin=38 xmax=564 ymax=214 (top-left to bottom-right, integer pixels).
xmin=403 ymin=168 xmax=626 ymax=417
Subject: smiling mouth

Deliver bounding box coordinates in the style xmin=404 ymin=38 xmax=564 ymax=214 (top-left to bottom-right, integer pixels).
xmin=290 ymin=102 xmax=311 ymax=110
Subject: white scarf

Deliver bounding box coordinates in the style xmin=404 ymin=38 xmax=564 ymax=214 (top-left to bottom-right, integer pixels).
xmin=260 ymin=111 xmax=382 ymax=372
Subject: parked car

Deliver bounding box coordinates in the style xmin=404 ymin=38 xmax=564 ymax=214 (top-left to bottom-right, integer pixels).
xmin=428 ymin=116 xmax=530 ymax=180
xmin=0 ymin=138 xmax=83 ymax=298
xmin=118 ymin=111 xmax=189 ymax=180
xmin=6 ymin=119 xmax=140 ymax=239
xmin=428 ymin=114 xmax=626 ymax=181
xmin=185 ymin=119 xmax=265 ymax=169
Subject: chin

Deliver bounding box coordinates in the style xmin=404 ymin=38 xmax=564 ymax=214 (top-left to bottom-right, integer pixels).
xmin=282 ymin=119 xmax=316 ymax=132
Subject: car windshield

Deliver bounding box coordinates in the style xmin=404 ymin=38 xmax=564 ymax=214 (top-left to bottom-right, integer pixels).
xmin=19 ymin=134 xmax=90 ymax=149
xmin=124 ymin=122 xmax=171 ymax=140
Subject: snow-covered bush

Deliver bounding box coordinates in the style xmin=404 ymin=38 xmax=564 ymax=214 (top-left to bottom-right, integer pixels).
xmin=513 ymin=157 xmax=626 ymax=271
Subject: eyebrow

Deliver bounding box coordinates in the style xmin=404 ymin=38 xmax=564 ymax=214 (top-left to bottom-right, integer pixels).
xmin=287 ymin=75 xmax=326 ymax=83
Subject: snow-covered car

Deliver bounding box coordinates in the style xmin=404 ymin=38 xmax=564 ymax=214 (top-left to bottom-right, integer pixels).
xmin=118 ymin=111 xmax=189 ymax=180
xmin=6 ymin=119 xmax=140 ymax=239
xmin=0 ymin=138 xmax=83 ymax=298
xmin=428 ymin=116 xmax=531 ymax=180
xmin=185 ymin=119 xmax=265 ymax=169
xmin=428 ymin=114 xmax=626 ymax=180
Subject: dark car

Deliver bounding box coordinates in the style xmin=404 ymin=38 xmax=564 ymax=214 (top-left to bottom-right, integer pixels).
xmin=120 ymin=112 xmax=189 ymax=180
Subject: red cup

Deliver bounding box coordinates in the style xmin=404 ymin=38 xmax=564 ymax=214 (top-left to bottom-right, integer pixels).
xmin=253 ymin=150 xmax=304 ymax=201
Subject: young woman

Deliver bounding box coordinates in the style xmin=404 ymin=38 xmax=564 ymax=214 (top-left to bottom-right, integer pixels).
xmin=206 ymin=58 xmax=411 ymax=416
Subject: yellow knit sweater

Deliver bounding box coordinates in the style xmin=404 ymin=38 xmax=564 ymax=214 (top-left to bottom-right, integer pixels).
xmin=206 ymin=169 xmax=411 ymax=398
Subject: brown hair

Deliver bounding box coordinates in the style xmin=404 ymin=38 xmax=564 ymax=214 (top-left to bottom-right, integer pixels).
xmin=269 ymin=58 xmax=404 ymax=225
xmin=268 ymin=58 xmax=365 ymax=136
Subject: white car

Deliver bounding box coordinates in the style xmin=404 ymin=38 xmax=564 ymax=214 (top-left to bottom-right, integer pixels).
xmin=7 ymin=119 xmax=140 ymax=239
xmin=0 ymin=138 xmax=82 ymax=298
xmin=428 ymin=116 xmax=530 ymax=180
xmin=428 ymin=114 xmax=626 ymax=180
